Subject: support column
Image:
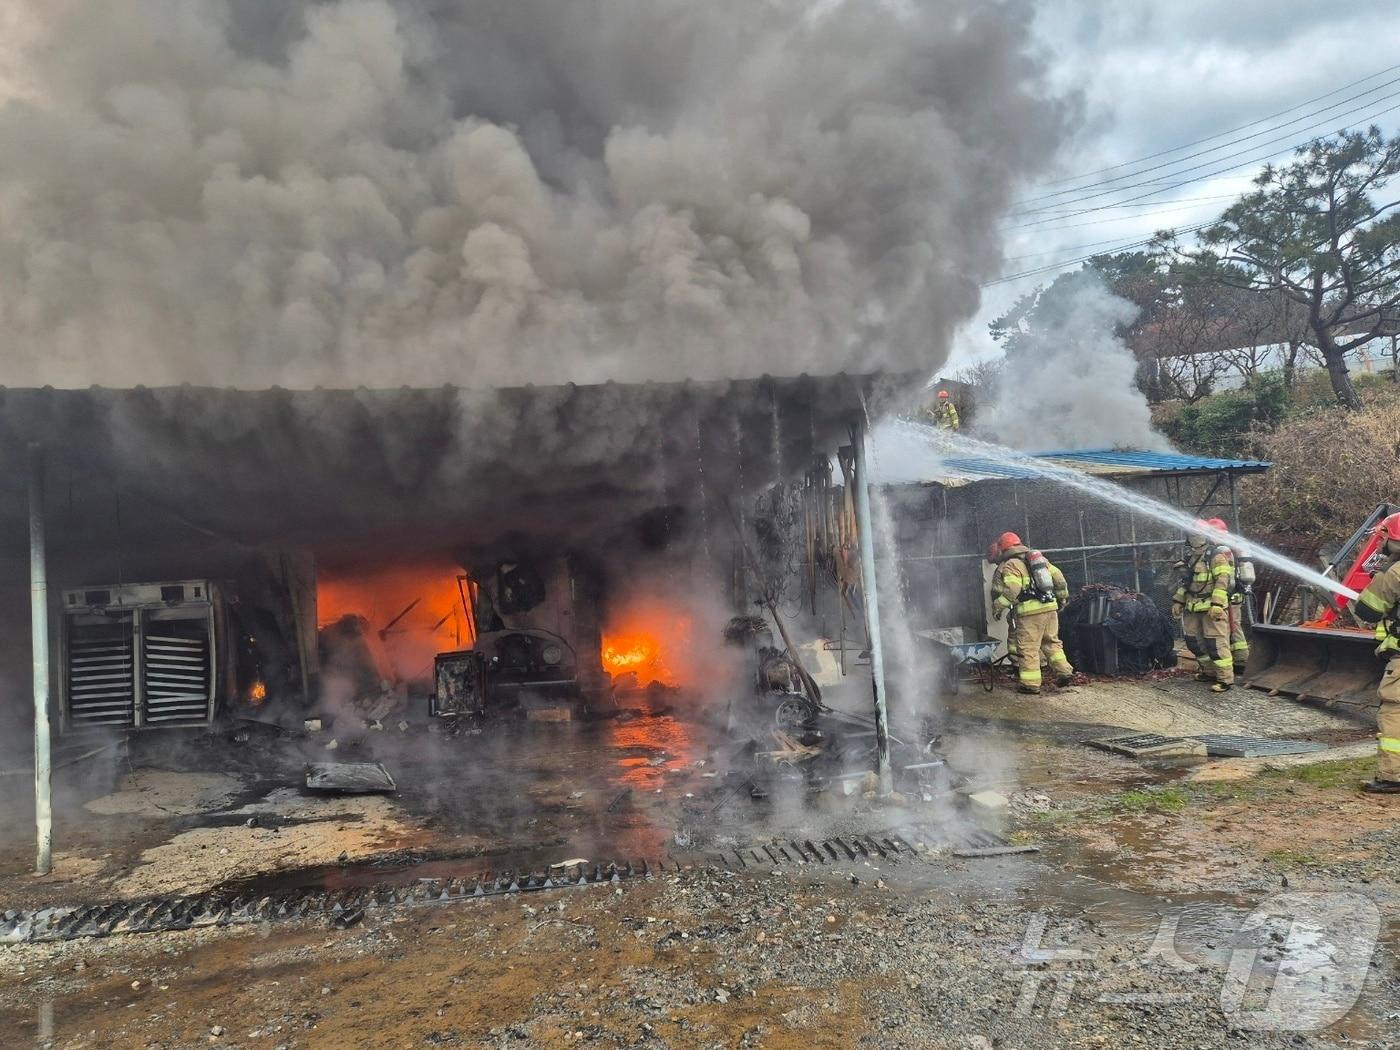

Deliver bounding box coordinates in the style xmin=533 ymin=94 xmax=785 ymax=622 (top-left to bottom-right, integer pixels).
xmin=850 ymin=419 xmax=892 ymax=796
xmin=30 ymin=444 xmax=53 ymax=876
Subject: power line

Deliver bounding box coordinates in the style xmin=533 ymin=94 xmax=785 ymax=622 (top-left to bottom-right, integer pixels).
xmin=1002 ymin=196 xmax=1240 ymax=236
xmin=982 ymin=222 xmax=1214 ymax=289
xmin=1004 ymin=225 xmax=1196 ymax=264
xmin=1011 ymin=91 xmax=1400 ymax=218
xmin=987 ymin=195 xmax=1400 ymax=292
xmin=1011 ymin=98 xmax=1400 ymax=228
xmin=1024 ymin=69 xmax=1400 ymax=203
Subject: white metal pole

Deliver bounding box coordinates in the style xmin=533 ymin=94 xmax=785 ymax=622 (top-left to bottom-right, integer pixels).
xmin=30 ymin=443 xmax=53 ymax=875
xmin=851 ymin=420 xmax=893 ymax=795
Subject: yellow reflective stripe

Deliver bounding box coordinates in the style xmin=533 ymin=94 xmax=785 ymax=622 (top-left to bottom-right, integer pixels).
xmin=1017 ymin=600 xmax=1058 ymax=615
xmin=1193 ymin=572 xmax=1210 ymax=582
xmin=1379 ymin=736 xmax=1400 ymax=754
xmin=1230 ymin=641 xmax=1249 ymax=652
xmin=1211 ymin=589 xmax=1230 ymax=604
xmin=1001 ymin=573 xmax=1028 ymax=586
xmin=1019 ymin=669 xmax=1042 ymax=684
xmin=1212 ymin=565 xmax=1232 ymax=577
xmin=1213 ymin=656 xmax=1233 ymax=669
xmin=1360 ymin=589 xmax=1390 ymax=613
xmin=993 ymin=596 xmax=1012 ymax=611
xmin=1186 ymin=600 xmax=1213 ymax=612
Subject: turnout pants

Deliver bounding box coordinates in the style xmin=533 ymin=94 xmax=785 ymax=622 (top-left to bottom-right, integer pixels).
xmin=1377 ymin=657 xmax=1400 ymax=783
xmin=1011 ymin=611 xmax=1073 ymax=693
xmin=1183 ymin=610 xmax=1234 ymax=685
xmin=1228 ymin=605 xmax=1249 ymax=668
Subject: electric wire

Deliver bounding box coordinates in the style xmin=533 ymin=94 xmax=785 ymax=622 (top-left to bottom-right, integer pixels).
xmin=1022 ymin=71 xmax=1400 ymax=204
xmin=1036 ymin=61 xmax=1400 ymax=189
xmin=1011 ymin=93 xmax=1400 ymax=219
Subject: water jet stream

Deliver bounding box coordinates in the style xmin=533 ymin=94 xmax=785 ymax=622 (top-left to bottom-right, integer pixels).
xmin=891 ymin=420 xmax=1360 ymax=603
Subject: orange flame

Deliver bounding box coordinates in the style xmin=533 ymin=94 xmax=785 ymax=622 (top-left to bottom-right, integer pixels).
xmin=601 ymin=602 xmax=693 ymax=688
xmin=317 ymin=559 xmax=473 ymax=682
xmin=602 ymin=634 xmax=669 ymax=679
xmin=248 ymin=680 xmax=267 ymax=705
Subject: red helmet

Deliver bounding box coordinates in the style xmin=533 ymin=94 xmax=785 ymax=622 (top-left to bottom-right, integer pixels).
xmin=996 ymin=531 xmax=1023 ymax=553
xmin=1206 ymin=517 xmax=1229 ymax=533
xmin=1377 ymin=513 xmax=1400 ymax=542
xmin=937 ymin=390 xmax=951 ymax=400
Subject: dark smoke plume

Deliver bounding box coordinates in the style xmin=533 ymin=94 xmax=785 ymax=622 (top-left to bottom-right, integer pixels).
xmin=0 ymin=0 xmax=1072 ymax=389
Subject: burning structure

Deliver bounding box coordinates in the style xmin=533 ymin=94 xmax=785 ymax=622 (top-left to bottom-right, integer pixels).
xmin=0 ymin=0 xmax=1076 ymax=879
xmin=0 ymin=375 xmax=930 ymax=861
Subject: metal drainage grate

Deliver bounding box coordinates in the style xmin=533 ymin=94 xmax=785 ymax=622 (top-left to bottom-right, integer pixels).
xmin=705 ymin=833 xmax=919 ymax=870
xmin=1191 ymin=735 xmax=1330 ymax=758
xmin=1085 ymin=733 xmax=1207 ymax=758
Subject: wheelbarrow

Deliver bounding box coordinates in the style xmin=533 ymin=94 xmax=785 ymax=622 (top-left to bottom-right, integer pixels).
xmin=920 ymin=636 xmax=1004 ymax=693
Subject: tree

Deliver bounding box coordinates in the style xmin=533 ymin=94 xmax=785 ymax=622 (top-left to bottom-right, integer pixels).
xmin=989 ymin=252 xmax=1166 ymax=360
xmin=1176 ymin=129 xmax=1400 ymax=410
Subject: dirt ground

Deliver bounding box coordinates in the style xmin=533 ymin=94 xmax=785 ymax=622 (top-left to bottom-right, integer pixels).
xmin=1 ymin=674 xmax=1396 ymax=1048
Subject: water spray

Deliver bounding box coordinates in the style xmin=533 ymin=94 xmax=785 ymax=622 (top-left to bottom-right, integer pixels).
xmin=893 ymin=421 xmax=1361 ymax=603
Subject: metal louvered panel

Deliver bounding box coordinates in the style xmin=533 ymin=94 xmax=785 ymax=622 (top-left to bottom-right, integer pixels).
xmin=142 ymin=631 xmax=212 ymax=725
xmin=67 ymin=628 xmax=135 ymax=728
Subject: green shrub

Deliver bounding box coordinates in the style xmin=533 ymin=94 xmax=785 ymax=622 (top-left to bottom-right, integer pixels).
xmin=1162 ymin=374 xmax=1290 ymax=456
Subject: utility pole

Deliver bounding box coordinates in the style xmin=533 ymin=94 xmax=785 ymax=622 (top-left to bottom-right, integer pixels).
xmin=850 ymin=419 xmax=892 ymax=796
xmin=30 ymin=444 xmax=53 ymax=875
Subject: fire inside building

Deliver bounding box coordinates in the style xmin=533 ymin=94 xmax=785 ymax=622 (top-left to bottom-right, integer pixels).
xmin=0 ymin=375 xmax=959 ymax=878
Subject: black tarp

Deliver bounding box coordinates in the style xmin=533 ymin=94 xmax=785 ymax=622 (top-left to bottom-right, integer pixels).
xmin=1061 ymin=584 xmax=1177 ymax=675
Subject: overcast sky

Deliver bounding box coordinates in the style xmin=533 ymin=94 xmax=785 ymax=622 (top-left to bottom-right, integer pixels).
xmin=948 ymin=0 xmax=1400 ymax=371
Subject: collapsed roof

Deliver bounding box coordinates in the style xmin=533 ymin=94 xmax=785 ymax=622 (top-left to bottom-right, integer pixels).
xmin=0 ymin=374 xmax=914 ymax=571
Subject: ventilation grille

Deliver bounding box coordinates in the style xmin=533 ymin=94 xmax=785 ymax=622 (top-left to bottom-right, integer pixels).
xmin=67 ymin=627 xmax=135 ymax=728
xmin=142 ymin=631 xmax=211 ymax=725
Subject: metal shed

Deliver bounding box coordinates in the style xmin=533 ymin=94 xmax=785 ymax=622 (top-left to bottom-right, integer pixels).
xmin=870 ymin=445 xmax=1271 ymax=637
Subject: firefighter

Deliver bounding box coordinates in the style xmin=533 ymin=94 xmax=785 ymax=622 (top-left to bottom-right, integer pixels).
xmin=924 ymin=390 xmax=960 ymax=432
xmin=1220 ymin=522 xmax=1255 ymax=674
xmin=989 ymin=532 xmax=1073 ymax=694
xmin=1346 ymin=512 xmax=1400 ymax=794
xmin=1171 ymin=520 xmax=1235 ymax=692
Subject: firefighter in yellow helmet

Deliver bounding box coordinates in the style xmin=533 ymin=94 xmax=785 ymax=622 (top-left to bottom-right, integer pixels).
xmin=989 ymin=532 xmax=1073 ymax=694
xmin=922 ymin=389 xmax=960 ymax=432
xmin=1346 ymin=512 xmax=1400 ymax=794
xmin=1171 ymin=519 xmax=1235 ymax=692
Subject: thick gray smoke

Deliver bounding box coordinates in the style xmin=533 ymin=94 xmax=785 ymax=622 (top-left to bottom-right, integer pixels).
xmin=0 ymin=0 xmax=1069 ymax=389
xmin=975 ymin=276 xmax=1165 ymax=451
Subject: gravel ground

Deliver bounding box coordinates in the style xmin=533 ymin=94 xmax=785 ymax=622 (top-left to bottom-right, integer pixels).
xmin=0 ymin=850 xmax=1393 ymax=1049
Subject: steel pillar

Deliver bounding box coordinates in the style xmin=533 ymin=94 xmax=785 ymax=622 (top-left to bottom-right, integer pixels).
xmin=29 ymin=444 xmax=53 ymax=875
xmin=850 ymin=420 xmax=892 ymax=795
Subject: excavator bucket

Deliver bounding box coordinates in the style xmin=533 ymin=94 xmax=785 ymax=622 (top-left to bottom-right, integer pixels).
xmin=1242 ymin=623 xmax=1382 ymax=721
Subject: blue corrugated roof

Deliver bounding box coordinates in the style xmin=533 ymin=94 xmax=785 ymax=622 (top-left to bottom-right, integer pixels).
xmin=1035 ymin=449 xmax=1271 ymax=473
xmin=892 ymin=448 xmax=1271 ymax=485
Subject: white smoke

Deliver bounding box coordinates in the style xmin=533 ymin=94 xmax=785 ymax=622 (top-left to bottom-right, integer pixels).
xmin=0 ymin=0 xmax=1071 ymax=389
xmin=975 ymin=275 xmax=1165 ymax=450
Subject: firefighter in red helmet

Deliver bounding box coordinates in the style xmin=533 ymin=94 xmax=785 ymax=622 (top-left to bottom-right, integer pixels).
xmin=1172 ymin=519 xmax=1235 ymax=691
xmin=989 ymin=531 xmax=1072 ymax=694
xmin=1201 ymin=517 xmax=1255 ymax=673
xmin=1347 ymin=511 xmax=1400 ymax=793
